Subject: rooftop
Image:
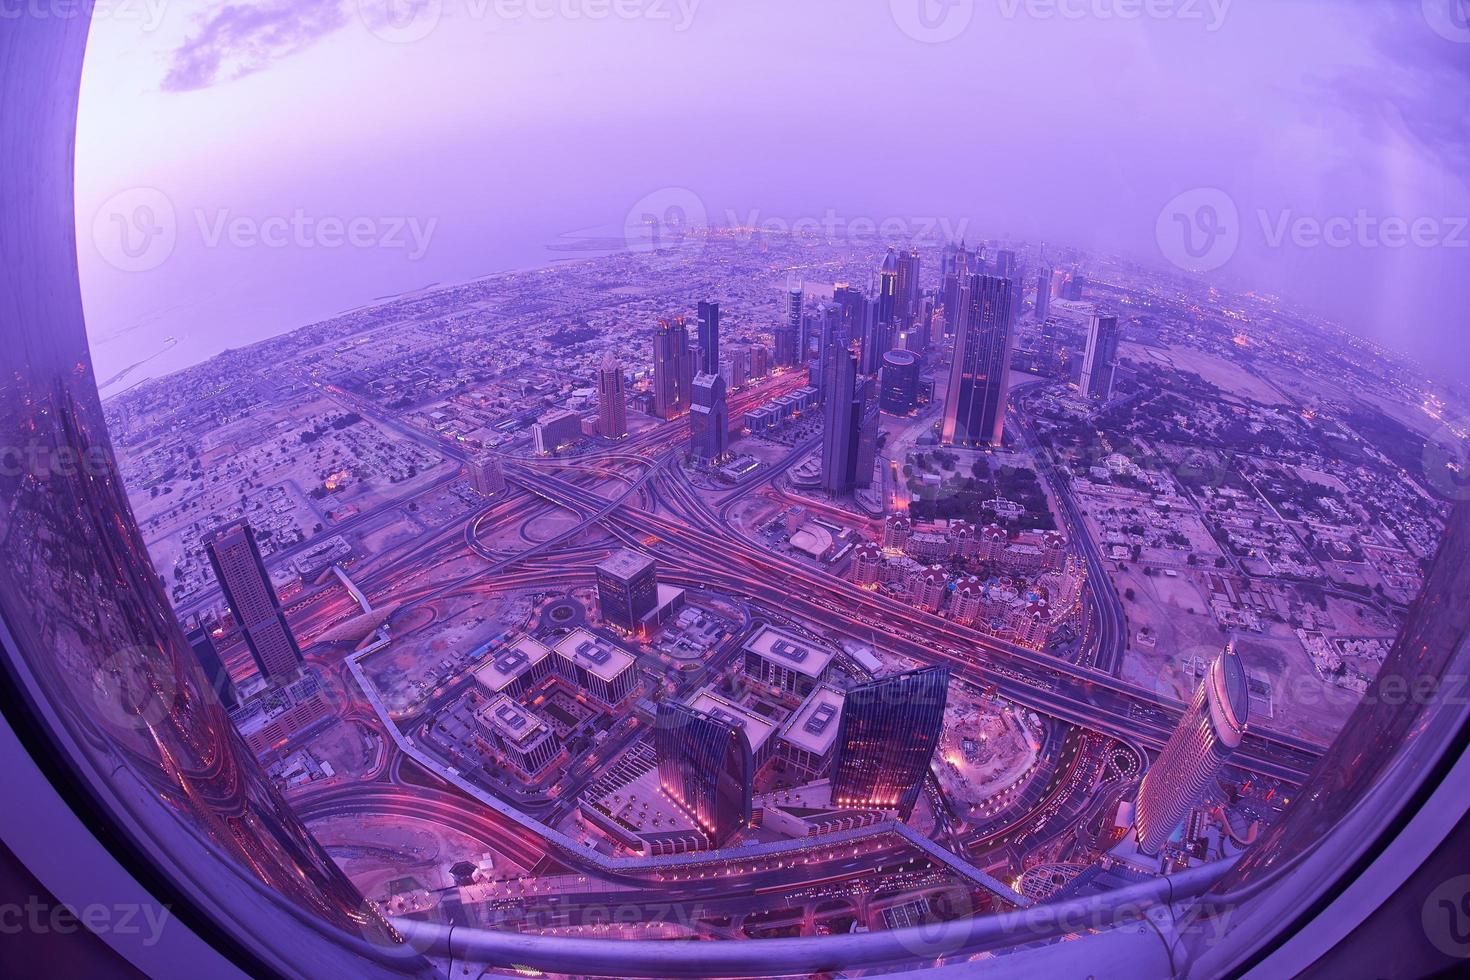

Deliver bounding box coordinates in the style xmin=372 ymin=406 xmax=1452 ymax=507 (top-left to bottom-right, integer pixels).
xmin=598 ymin=548 xmax=656 ymax=582
xmin=779 ymin=685 xmax=846 ymax=757
xmin=741 ymin=625 xmax=836 ymax=679
xmin=473 ymin=634 xmax=553 ymax=693
xmin=553 ymin=627 xmax=636 ymax=683
xmin=686 ymin=689 xmax=778 ymax=757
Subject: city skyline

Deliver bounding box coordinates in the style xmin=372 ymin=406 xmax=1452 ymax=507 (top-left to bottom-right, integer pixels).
xmin=10 ymin=7 xmax=1470 ymax=974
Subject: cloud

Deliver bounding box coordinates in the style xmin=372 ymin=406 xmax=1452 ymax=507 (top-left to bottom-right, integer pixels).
xmin=162 ymin=0 xmax=350 ymax=92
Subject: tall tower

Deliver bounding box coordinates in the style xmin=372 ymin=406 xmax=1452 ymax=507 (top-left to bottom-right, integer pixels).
xmin=820 ymin=341 xmax=861 ymax=495
xmin=1081 ymin=310 xmax=1121 ymax=402
xmin=832 ymin=666 xmax=950 ymax=819
xmin=1035 ymin=267 xmax=1053 ymax=322
xmin=689 ymin=372 xmax=729 ymax=463
xmin=697 ymin=300 xmax=721 ymax=376
xmin=205 ymin=521 xmax=303 ymax=682
xmin=894 ymin=247 xmax=921 ymax=329
xmin=784 ymin=283 xmax=803 ymax=365
xmin=656 ymin=701 xmax=753 ymax=844
xmin=942 ymin=274 xmax=1015 ymax=447
xmin=1135 ymin=643 xmax=1249 ymax=855
xmin=596 ymin=351 xmax=628 ymax=439
xmin=596 ymin=548 xmax=658 ymax=633
xmin=877 ymin=248 xmax=900 ymax=338
xmin=652 ymin=316 xmax=690 ymax=419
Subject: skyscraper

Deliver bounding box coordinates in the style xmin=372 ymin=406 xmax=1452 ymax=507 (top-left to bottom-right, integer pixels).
xmin=652 ymin=316 xmax=691 ymax=419
xmin=689 ymin=372 xmax=729 ymax=463
xmin=880 ymin=349 xmax=920 ymax=414
xmin=820 ymin=341 xmax=876 ymax=495
xmin=469 ymin=453 xmax=506 ymax=494
xmin=596 ymin=548 xmax=659 ymax=633
xmin=1034 ymin=267 xmax=1052 ymax=322
xmin=1134 ymin=643 xmax=1249 ymax=856
xmin=655 ymin=701 xmax=753 ymax=845
xmin=186 ymin=623 xmax=238 ymax=710
xmin=832 ymin=666 xmax=950 ymax=819
xmin=894 ymin=247 xmax=921 ymax=329
xmin=205 ymin=521 xmax=303 ymax=682
xmin=697 ymin=300 xmax=721 ymax=375
xmin=877 ymin=248 xmax=900 ymax=331
xmin=596 ymin=351 xmax=627 ymax=439
xmin=784 ymin=283 xmax=803 ymax=364
xmin=1081 ymin=310 xmax=1121 ymax=402
xmin=942 ymin=274 xmax=1015 ymax=447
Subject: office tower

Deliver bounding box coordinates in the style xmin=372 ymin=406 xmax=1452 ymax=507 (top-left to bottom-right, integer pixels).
xmin=1035 ymin=267 xmax=1052 ymax=322
xmin=728 ymin=346 xmax=751 ymax=390
xmin=1135 ymin=643 xmax=1249 ymax=855
xmin=814 ymin=302 xmax=844 ymax=395
xmin=993 ymin=248 xmax=1017 ymax=280
xmin=186 ymin=623 xmax=238 ymax=710
xmin=798 ymin=310 xmax=818 ymax=366
xmin=697 ymin=300 xmax=721 ymax=375
xmin=773 ymin=326 xmax=796 ymax=368
xmin=855 ymin=393 xmax=880 ymax=491
xmin=596 ymin=351 xmax=628 ymax=439
xmin=895 ymin=248 xmax=921 ymax=329
xmin=205 ymin=521 xmax=303 ymax=682
xmin=877 ymin=248 xmax=900 ymax=330
xmin=752 ymin=343 xmax=770 ymax=379
xmin=652 ymin=316 xmax=691 ymax=419
xmin=832 ymin=666 xmax=950 ymax=819
xmin=942 ymin=274 xmax=1015 ymax=447
xmin=821 ymin=341 xmax=876 ymax=495
xmin=689 ymin=372 xmax=729 ymax=463
xmin=656 ymin=701 xmax=753 ymax=844
xmin=787 ymin=283 xmax=802 ymax=349
xmin=880 ymin=349 xmax=920 ymax=414
xmin=532 ymin=408 xmax=583 ymax=455
xmin=596 ymin=548 xmax=659 ymax=632
xmin=1081 ymin=310 xmax=1121 ymax=402
xmin=468 ymin=453 xmax=506 ymax=494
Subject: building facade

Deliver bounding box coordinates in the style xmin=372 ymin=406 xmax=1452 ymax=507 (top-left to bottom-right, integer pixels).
xmin=1134 ymin=643 xmax=1250 ymax=855
xmin=832 ymin=666 xmax=950 ymax=819
xmin=205 ymin=521 xmax=303 ymax=682
xmin=596 ymin=352 xmax=628 ymax=439
xmin=942 ymin=274 xmax=1015 ymax=447
xmin=1081 ymin=310 xmax=1121 ymax=402
xmin=596 ymin=549 xmax=659 ymax=633
xmin=655 ymin=701 xmax=753 ymax=845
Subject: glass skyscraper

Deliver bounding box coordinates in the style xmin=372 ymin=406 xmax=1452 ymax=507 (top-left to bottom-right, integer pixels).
xmin=205 ymin=521 xmax=304 ymax=682
xmin=832 ymin=666 xmax=950 ymax=819
xmin=655 ymin=701 xmax=753 ymax=844
xmin=942 ymin=274 xmax=1015 ymax=447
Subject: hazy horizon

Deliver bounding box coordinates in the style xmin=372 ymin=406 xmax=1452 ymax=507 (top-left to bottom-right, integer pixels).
xmin=77 ymin=0 xmax=1470 ymax=391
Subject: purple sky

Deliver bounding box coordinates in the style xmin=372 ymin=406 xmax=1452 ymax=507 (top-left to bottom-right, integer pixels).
xmin=77 ymin=1 xmax=1470 ymax=391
